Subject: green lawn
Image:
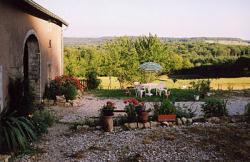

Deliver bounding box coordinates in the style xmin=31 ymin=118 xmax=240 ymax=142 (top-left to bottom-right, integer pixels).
xmin=90 ymin=88 xmax=197 ymax=102
xmin=98 ymin=76 xmax=250 ymax=90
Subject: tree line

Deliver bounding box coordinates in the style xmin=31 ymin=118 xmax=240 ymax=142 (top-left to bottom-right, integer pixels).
xmin=64 ymin=34 xmax=250 ymax=86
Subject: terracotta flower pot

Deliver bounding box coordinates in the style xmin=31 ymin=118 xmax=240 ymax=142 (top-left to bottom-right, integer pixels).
xmin=103 ymin=115 xmax=113 ymax=132
xmin=139 ymin=111 xmax=149 ymax=123
xmin=157 ymin=114 xmax=176 ymax=122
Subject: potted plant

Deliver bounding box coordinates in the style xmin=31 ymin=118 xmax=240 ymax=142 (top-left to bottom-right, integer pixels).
xmin=154 ymin=100 xmax=177 ymax=122
xmin=191 ymin=80 xmax=211 ymax=99
xmin=124 ymin=98 xmax=139 ymax=122
xmin=194 ymin=94 xmax=200 ymax=101
xmin=135 ymin=102 xmax=149 ymax=123
xmin=124 ymin=98 xmax=149 ymax=123
xmin=100 ymin=101 xmax=116 ymax=132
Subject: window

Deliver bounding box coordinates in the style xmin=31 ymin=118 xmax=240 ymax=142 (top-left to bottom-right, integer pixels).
xmin=49 ymin=40 xmax=52 ymax=48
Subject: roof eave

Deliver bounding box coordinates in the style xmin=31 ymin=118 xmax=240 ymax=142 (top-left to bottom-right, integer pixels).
xmin=23 ymin=0 xmax=69 ymax=26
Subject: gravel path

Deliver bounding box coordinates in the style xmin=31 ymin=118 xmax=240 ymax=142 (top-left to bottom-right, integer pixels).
xmin=16 ymin=123 xmax=225 ymax=162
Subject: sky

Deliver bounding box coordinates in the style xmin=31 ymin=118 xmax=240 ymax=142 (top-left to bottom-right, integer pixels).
xmin=34 ymin=0 xmax=250 ymax=40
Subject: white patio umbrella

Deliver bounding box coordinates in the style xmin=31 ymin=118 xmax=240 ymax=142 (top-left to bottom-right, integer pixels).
xmin=139 ymin=62 xmax=163 ymax=83
xmin=139 ymin=62 xmax=162 ymax=72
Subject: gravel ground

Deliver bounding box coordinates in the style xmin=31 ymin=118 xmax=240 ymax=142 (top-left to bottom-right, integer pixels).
xmin=15 ymin=123 xmax=225 ymax=162
xmin=13 ymin=95 xmax=250 ymax=162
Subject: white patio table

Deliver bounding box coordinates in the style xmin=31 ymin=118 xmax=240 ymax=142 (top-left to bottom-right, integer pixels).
xmin=140 ymin=83 xmax=159 ymax=96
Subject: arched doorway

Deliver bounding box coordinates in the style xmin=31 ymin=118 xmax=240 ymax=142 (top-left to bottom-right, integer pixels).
xmin=23 ymin=34 xmax=41 ymax=100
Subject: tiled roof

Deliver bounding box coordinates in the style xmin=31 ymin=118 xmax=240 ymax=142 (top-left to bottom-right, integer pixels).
xmin=23 ymin=0 xmax=69 ymax=26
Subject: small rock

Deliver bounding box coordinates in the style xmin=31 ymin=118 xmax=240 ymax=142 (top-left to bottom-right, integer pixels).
xmin=162 ymin=122 xmax=169 ymax=127
xmin=82 ymin=125 xmax=90 ymax=129
xmin=68 ymin=100 xmax=73 ymax=104
xmin=73 ymin=101 xmax=79 ymax=107
xmin=144 ymin=122 xmax=151 ymax=128
xmin=65 ymin=102 xmax=71 ymax=107
xmin=76 ymin=125 xmax=83 ymax=130
xmin=187 ymin=118 xmax=193 ymax=125
xmin=0 ymin=155 xmax=11 ymax=162
xmin=137 ymin=122 xmax=150 ymax=128
xmin=230 ymin=116 xmax=245 ymax=123
xmin=56 ymin=95 xmax=66 ymax=103
xmin=168 ymin=122 xmax=174 ymax=127
xmin=57 ymin=102 xmax=65 ymax=107
xmin=95 ymin=126 xmax=102 ymax=130
xmin=207 ymin=117 xmax=220 ymax=124
xmin=129 ymin=123 xmax=138 ymax=129
xmin=181 ymin=117 xmax=187 ymax=125
xmin=177 ymin=118 xmax=182 ymax=125
xmin=150 ymin=121 xmax=160 ymax=128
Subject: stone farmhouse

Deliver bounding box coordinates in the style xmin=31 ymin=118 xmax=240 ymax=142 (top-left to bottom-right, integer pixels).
xmin=0 ymin=0 xmax=68 ymax=111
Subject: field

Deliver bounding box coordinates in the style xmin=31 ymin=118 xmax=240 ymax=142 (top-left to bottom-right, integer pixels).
xmin=98 ymin=76 xmax=250 ymax=90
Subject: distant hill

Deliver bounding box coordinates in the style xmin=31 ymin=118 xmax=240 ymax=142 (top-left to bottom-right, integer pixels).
xmin=64 ymin=37 xmax=250 ymax=46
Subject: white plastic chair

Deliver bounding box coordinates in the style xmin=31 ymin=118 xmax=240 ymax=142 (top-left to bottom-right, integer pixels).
xmin=145 ymin=84 xmax=153 ymax=97
xmin=135 ymin=85 xmax=146 ymax=98
xmin=156 ymin=82 xmax=168 ymax=96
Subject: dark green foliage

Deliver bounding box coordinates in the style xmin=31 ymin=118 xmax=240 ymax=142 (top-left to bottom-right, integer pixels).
xmin=154 ymin=100 xmax=176 ymax=115
xmin=190 ymin=79 xmax=211 ymax=98
xmin=8 ymin=78 xmax=35 ymax=116
xmin=168 ymin=89 xmax=196 ymax=102
xmin=44 ymin=76 xmax=83 ymax=101
xmin=44 ymin=81 xmax=58 ymax=100
xmin=0 ymin=78 xmax=37 ymax=153
xmin=201 ymin=98 xmax=228 ymax=118
xmin=62 ymin=83 xmax=78 ymax=100
xmin=0 ymin=111 xmax=37 ymax=153
xmin=91 ymin=89 xmax=128 ymax=99
xmin=31 ymin=109 xmax=56 ymax=136
xmin=173 ymin=56 xmax=250 ymax=78
xmin=92 ymin=89 xmax=196 ymax=102
xmin=86 ymin=70 xmax=101 ymax=90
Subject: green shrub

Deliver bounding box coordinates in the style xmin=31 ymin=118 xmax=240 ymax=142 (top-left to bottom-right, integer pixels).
xmin=169 ymin=89 xmax=196 ymax=102
xmin=86 ymin=70 xmax=101 ymax=90
xmin=201 ymin=98 xmax=228 ymax=118
xmin=44 ymin=75 xmax=84 ymax=101
xmin=44 ymin=80 xmax=58 ymax=100
xmin=62 ymin=83 xmax=78 ymax=100
xmin=31 ymin=109 xmax=56 ymax=136
xmin=0 ymin=111 xmax=37 ymax=153
xmin=8 ymin=78 xmax=35 ymax=116
xmin=175 ymin=107 xmax=196 ymax=118
xmin=191 ymin=79 xmax=211 ymax=98
xmin=154 ymin=100 xmax=176 ymax=115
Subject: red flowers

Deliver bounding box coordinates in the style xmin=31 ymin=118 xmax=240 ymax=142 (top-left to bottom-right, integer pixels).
xmin=54 ymin=75 xmax=84 ymax=91
xmin=106 ymin=101 xmax=116 ymax=109
xmin=124 ymin=98 xmax=144 ymax=107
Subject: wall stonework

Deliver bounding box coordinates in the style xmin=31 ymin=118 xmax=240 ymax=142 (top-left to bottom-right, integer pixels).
xmin=0 ymin=1 xmax=64 ymax=105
